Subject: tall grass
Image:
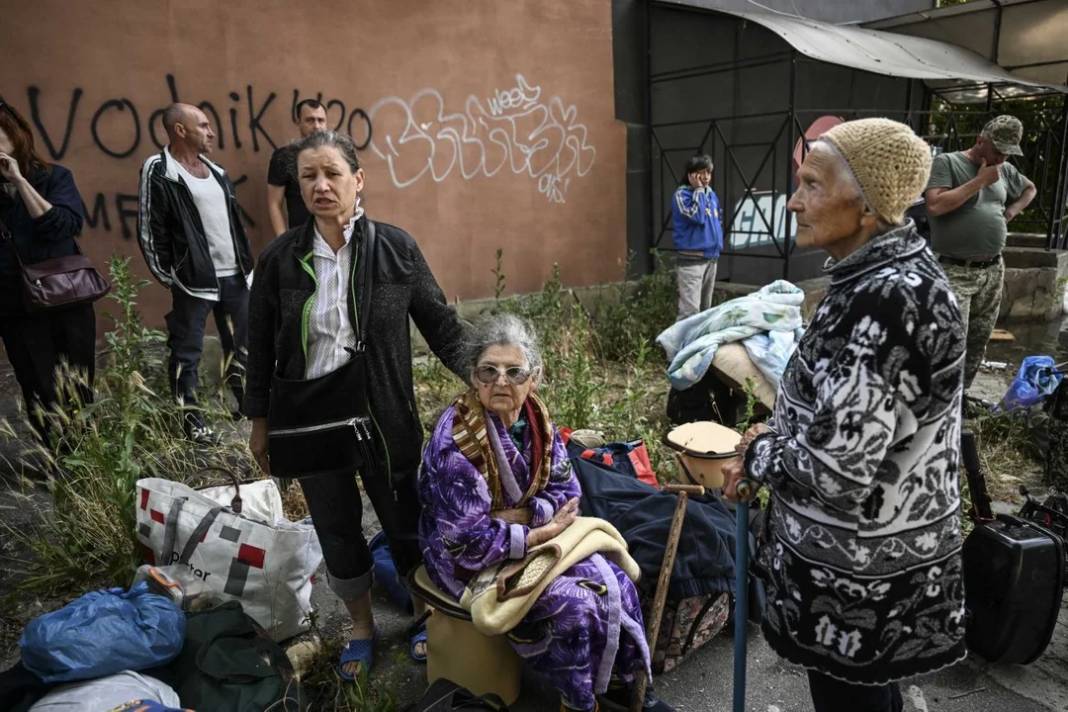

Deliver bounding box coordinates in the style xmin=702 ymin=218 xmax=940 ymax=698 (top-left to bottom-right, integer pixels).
xmin=967 ymin=408 xmax=1048 ymax=501
xmin=289 ymin=612 xmax=398 ymax=712
xmin=0 ymin=257 xmax=247 ymax=596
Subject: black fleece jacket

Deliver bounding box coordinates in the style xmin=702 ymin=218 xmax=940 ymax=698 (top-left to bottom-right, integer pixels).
xmin=0 ymin=164 xmax=84 ymax=310
xmin=244 ymin=215 xmax=467 ymax=479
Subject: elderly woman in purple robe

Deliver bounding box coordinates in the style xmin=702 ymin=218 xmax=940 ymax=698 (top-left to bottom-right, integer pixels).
xmin=418 ymin=314 xmax=674 ymax=712
xmin=414 ymin=318 xmax=670 ymax=712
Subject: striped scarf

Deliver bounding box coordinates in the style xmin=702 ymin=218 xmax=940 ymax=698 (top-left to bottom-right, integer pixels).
xmin=451 ymin=389 xmax=554 ymax=510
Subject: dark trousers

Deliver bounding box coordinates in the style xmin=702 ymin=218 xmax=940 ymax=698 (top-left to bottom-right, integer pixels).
xmin=165 ymin=275 xmax=248 ymax=407
xmin=808 ymin=671 xmax=903 ymax=712
xmin=299 ymin=465 xmax=421 ymax=602
xmin=0 ymin=302 xmax=95 ymax=437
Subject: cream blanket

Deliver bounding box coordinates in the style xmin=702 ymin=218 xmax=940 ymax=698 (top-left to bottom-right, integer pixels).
xmin=459 ymin=517 xmax=640 ymax=635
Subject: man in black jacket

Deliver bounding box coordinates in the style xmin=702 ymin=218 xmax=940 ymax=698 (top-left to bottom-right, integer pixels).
xmin=137 ymin=103 xmax=254 ymax=442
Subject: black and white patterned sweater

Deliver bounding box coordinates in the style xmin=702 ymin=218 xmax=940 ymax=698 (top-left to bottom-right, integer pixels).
xmin=744 ymin=222 xmax=967 ymax=684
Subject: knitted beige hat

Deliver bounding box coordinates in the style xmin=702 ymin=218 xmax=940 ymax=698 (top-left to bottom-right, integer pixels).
xmin=819 ymin=118 xmax=932 ymax=225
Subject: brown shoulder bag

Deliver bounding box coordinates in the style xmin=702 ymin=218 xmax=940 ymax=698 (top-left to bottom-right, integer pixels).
xmin=0 ymin=215 xmax=110 ymax=311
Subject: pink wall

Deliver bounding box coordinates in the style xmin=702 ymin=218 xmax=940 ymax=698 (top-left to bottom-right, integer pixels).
xmin=1 ymin=0 xmax=626 ymax=329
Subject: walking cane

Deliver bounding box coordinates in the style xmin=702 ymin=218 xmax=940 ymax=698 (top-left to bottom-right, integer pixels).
xmin=733 ymin=479 xmax=754 ymax=712
xmin=631 ymin=480 xmax=706 ymax=712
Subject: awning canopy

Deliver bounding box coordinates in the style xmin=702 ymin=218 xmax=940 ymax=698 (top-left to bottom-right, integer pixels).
xmin=867 ymin=0 xmax=1068 ymax=98
xmin=658 ymin=0 xmax=1067 ymax=103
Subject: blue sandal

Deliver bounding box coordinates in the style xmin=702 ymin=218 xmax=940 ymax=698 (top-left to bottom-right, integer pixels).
xmin=409 ymin=623 xmax=428 ymax=663
xmin=338 ymin=636 xmax=375 ymax=681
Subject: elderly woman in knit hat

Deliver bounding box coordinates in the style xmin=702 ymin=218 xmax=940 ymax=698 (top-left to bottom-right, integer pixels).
xmin=723 ymin=118 xmax=967 ymax=712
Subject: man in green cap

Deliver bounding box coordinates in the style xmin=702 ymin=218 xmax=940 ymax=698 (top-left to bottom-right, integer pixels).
xmin=925 ymin=114 xmax=1037 ymax=391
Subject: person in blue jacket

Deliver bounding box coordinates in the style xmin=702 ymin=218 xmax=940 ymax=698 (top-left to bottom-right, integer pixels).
xmin=0 ymin=99 xmax=95 ymax=440
xmin=671 ymin=154 xmax=723 ymax=320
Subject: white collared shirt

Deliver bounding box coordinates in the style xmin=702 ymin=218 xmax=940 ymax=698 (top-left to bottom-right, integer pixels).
xmin=304 ymin=205 xmax=365 ymax=379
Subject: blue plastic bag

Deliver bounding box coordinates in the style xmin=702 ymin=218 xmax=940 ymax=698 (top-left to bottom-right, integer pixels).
xmin=19 ymin=581 xmax=185 ymax=683
xmin=997 ymin=355 xmax=1064 ymax=412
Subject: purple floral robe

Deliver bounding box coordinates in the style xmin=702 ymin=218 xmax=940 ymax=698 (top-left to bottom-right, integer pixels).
xmin=418 ymin=403 xmax=651 ymax=710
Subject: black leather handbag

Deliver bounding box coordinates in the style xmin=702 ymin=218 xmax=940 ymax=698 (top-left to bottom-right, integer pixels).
xmin=267 ymin=220 xmax=379 ymax=479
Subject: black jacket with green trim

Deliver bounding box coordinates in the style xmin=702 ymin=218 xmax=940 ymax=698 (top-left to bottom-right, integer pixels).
xmin=244 ymin=214 xmax=467 ymax=478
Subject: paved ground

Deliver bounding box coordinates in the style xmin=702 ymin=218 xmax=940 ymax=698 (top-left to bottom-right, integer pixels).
xmin=1 ymin=316 xmax=1066 ymax=711
xmin=313 ymin=494 xmax=1068 ymax=712
xmin=326 ymin=565 xmax=1068 ymax=712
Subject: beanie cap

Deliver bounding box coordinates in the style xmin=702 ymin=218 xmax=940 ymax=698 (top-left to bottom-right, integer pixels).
xmin=819 ymin=118 xmax=932 ymax=225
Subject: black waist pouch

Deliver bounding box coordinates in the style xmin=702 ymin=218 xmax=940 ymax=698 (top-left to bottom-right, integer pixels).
xmin=267 ymin=352 xmax=378 ymax=478
xmin=266 ymin=220 xmax=379 ymax=479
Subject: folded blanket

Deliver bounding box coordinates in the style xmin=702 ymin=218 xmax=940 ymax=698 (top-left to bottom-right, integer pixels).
xmin=459 ymin=517 xmax=639 ymax=635
xmin=657 ymin=280 xmax=804 ymax=390
xmin=740 ymin=329 xmax=800 ymax=390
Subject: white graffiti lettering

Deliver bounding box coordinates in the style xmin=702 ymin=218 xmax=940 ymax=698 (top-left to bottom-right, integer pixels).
xmin=487 ymin=74 xmax=541 ymax=116
xmin=538 ymin=173 xmax=570 ymax=204
xmin=368 ymin=74 xmax=596 ymax=203
xmin=730 ymin=191 xmax=794 ymax=250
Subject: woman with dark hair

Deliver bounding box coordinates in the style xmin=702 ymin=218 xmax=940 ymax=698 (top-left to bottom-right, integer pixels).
xmin=244 ymin=130 xmax=468 ymax=680
xmin=670 ymin=154 xmax=723 ymax=321
xmin=0 ymin=99 xmax=95 ymax=437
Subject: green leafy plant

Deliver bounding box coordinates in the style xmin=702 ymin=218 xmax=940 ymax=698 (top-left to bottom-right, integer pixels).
xmin=734 ymin=377 xmax=761 ymax=432
xmin=591 ymin=254 xmax=676 ymax=363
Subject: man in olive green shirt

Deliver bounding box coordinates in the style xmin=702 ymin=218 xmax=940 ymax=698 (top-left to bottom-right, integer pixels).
xmin=925 ymin=115 xmax=1037 ymax=389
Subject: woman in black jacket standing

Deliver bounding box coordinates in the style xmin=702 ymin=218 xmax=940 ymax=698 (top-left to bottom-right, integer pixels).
xmin=0 ymin=100 xmax=95 ymax=438
xmin=245 ymin=130 xmax=467 ymax=680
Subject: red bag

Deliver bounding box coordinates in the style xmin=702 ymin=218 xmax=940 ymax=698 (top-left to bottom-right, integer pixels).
xmin=561 ymin=430 xmax=660 ymax=489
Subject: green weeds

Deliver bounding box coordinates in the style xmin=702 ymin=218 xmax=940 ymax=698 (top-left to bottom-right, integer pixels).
xmin=0 ymin=257 xmax=246 ymax=596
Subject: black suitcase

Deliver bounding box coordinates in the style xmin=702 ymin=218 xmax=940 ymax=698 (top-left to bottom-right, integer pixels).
xmin=961 ymin=431 xmax=1065 ymax=664
xmin=962 ymin=513 xmax=1065 ymax=664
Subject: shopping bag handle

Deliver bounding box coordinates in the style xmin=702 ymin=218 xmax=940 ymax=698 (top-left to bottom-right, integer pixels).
xmin=194 ymin=466 xmax=244 ymax=514
xmin=159 ymin=497 xmax=223 ymax=565
xmin=177 ymin=506 xmax=224 ymax=564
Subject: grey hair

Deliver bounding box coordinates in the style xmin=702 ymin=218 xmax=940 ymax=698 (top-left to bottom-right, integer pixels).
xmin=294 ymin=130 xmax=360 ymax=172
xmin=809 ymin=139 xmax=893 ymax=232
xmin=464 ymin=313 xmax=543 ymax=381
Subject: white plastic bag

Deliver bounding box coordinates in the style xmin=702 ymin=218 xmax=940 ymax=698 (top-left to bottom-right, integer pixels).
xmin=134 ymin=476 xmax=321 ymax=641
xmin=29 ymin=671 xmax=180 ymax=710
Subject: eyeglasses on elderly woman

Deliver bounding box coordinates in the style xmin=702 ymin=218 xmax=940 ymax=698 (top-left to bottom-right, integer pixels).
xmin=473 ymin=365 xmax=534 ymax=386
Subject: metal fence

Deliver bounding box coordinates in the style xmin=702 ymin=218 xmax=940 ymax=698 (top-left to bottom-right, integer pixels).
xmin=649 ymin=52 xmax=1068 ymax=283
